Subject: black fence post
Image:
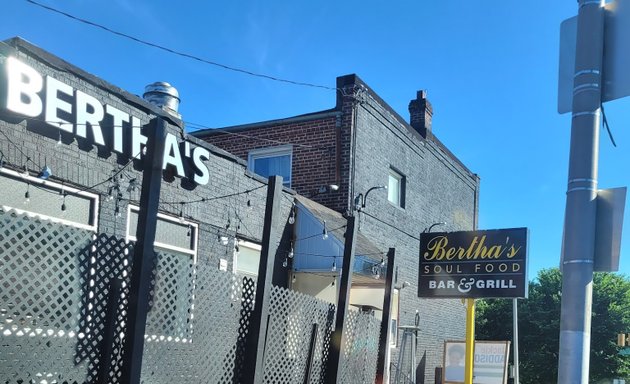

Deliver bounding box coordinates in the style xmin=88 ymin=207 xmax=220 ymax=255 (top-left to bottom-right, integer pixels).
xmin=119 ymin=118 xmax=166 ymax=384
xmin=242 ymin=175 xmax=284 ymax=384
xmin=375 ymin=248 xmax=396 ymax=384
xmin=325 ymin=215 xmax=358 ymax=383
xmin=303 ymin=323 xmax=319 ymax=384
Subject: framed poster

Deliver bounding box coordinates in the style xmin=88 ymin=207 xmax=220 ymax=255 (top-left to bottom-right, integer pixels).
xmin=443 ymin=340 xmax=510 ymax=384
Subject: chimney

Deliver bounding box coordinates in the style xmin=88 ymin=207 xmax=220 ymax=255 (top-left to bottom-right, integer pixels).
xmin=143 ymin=82 xmax=181 ymax=118
xmin=408 ymin=90 xmax=433 ymax=138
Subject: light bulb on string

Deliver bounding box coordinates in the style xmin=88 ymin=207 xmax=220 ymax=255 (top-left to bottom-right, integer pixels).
xmin=282 ymin=258 xmax=288 ymax=268
xmin=61 ymin=193 xmax=67 ymax=212
xmin=187 ymin=224 xmax=192 ymax=237
xmin=292 ymin=275 xmax=297 ymax=284
xmin=179 ymin=206 xmax=185 ymax=224
xmin=331 ymin=279 xmax=335 ymax=287
xmin=22 ymin=165 xmax=29 ymax=177
xmin=57 ymin=131 xmax=62 ymax=146
xmin=107 ymin=186 xmax=115 ymax=201
xmin=288 ymin=205 xmax=296 ymax=225
xmin=331 ymin=260 xmax=337 ymax=272
xmin=288 ymin=242 xmax=294 ymax=259
xmin=372 ymin=265 xmax=380 ymax=280
xmin=322 ymin=220 xmax=328 ymax=240
xmin=24 ymin=183 xmax=30 ymax=203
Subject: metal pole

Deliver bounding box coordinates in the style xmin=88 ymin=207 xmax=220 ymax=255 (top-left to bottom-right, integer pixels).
xmin=513 ymin=299 xmax=519 ymax=384
xmin=558 ymin=1 xmax=604 ymax=383
xmin=464 ymin=299 xmax=475 ymax=384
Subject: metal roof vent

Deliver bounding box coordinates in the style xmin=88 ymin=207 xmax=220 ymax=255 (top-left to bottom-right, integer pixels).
xmin=143 ymin=82 xmax=181 ymax=118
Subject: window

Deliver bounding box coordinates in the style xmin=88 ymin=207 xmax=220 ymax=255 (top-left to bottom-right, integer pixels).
xmin=388 ymin=168 xmax=405 ymax=208
xmin=0 ymin=168 xmax=99 ymax=231
xmin=126 ymin=205 xmax=199 ymax=341
xmin=248 ymin=145 xmax=292 ymax=188
xmin=234 ymin=240 xmax=262 ymax=277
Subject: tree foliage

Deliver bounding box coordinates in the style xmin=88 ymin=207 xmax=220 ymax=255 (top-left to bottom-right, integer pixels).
xmin=476 ymin=269 xmax=630 ymax=384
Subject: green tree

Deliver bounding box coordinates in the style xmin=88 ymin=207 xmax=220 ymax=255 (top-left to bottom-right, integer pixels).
xmin=476 ymin=269 xmax=630 ymax=384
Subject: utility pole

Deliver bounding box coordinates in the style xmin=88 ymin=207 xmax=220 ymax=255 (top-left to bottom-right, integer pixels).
xmin=557 ymin=0 xmax=605 ymax=383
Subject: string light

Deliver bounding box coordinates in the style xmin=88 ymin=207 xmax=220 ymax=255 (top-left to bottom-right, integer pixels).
xmin=187 ymin=224 xmax=192 ymax=237
xmin=331 ymin=279 xmax=335 ymax=287
xmin=292 ymin=274 xmax=297 ymax=284
xmin=178 ymin=203 xmax=185 ymax=224
xmin=331 ymin=260 xmax=337 ymax=272
xmin=322 ymin=220 xmax=328 ymax=240
xmin=282 ymin=258 xmax=288 ymax=268
xmin=288 ymin=242 xmax=294 ymax=259
xmin=57 ymin=131 xmax=62 ymax=145
xmin=24 ymin=183 xmax=31 ymax=203
xmin=288 ymin=204 xmax=296 ymax=225
xmin=61 ymin=192 xmax=67 ymax=211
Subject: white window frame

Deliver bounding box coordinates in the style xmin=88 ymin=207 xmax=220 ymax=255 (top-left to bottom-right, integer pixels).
xmin=247 ymin=145 xmax=293 ymax=187
xmin=0 ymin=167 xmax=99 ymax=231
xmin=126 ymin=205 xmax=199 ymax=263
xmin=388 ymin=168 xmax=405 ymax=208
xmin=233 ymin=239 xmax=262 ymax=277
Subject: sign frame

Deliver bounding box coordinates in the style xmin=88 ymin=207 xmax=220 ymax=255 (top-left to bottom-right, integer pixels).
xmin=418 ymin=228 xmax=529 ymax=299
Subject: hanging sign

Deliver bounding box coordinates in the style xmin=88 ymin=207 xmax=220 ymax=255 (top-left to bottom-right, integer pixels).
xmin=418 ymin=228 xmax=528 ymax=299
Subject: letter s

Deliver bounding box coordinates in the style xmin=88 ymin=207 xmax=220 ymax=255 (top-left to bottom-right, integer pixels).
xmin=192 ymin=146 xmax=210 ymax=185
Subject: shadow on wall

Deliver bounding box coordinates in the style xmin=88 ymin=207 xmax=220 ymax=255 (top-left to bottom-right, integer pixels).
xmin=416 ymin=351 xmax=426 ymax=384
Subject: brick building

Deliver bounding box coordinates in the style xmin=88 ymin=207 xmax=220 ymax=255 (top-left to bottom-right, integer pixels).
xmin=195 ymin=74 xmax=481 ymax=383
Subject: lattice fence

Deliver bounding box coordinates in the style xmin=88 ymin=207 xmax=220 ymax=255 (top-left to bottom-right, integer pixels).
xmin=1 ymin=207 xmax=381 ymax=384
xmin=261 ymin=285 xmax=335 ymax=384
xmin=141 ymin=263 xmax=257 ymax=383
xmin=339 ymin=310 xmax=382 ymax=384
xmin=0 ymin=208 xmax=135 ymax=384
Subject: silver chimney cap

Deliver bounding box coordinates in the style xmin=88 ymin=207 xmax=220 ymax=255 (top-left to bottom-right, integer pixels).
xmin=143 ymin=82 xmax=181 ymax=118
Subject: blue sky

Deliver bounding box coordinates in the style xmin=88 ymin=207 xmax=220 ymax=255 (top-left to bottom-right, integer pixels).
xmin=3 ymin=0 xmax=629 ymax=280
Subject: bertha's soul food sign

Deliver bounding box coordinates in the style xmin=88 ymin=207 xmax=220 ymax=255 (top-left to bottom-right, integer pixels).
xmin=418 ymin=228 xmax=528 ymax=299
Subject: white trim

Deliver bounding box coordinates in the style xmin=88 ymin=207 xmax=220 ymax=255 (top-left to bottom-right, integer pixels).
xmin=0 ymin=167 xmax=99 ymax=231
xmin=388 ymin=168 xmax=403 ymax=207
xmin=126 ymin=205 xmax=199 ymax=263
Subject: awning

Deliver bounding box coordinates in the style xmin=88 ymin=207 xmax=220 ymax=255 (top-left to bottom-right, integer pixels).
xmin=292 ymin=195 xmax=385 ymax=285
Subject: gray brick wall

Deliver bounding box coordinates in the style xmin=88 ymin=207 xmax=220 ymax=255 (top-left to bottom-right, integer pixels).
xmin=347 ymin=76 xmax=479 ymax=383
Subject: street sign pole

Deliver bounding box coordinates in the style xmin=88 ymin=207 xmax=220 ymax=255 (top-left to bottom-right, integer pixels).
xmin=557 ymin=1 xmax=605 ymax=383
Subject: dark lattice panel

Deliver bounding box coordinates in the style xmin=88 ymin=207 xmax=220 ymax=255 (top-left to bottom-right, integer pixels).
xmin=261 ymin=285 xmax=336 ymax=384
xmin=339 ymin=310 xmax=382 ymax=384
xmin=141 ymin=263 xmax=257 ymax=384
xmin=145 ymin=251 xmax=195 ymax=340
xmin=0 ymin=209 xmax=90 ymax=383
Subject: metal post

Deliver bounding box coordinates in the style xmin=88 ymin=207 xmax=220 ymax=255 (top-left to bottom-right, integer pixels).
xmin=242 ymin=175 xmax=284 ymax=384
xmin=513 ymin=298 xmax=519 ymax=384
xmin=120 ymin=118 xmax=167 ymax=384
xmin=464 ymin=299 xmax=475 ymax=384
xmin=325 ymin=215 xmax=358 ymax=383
xmin=375 ymin=248 xmax=396 ymax=384
xmin=558 ymin=1 xmax=605 ymax=383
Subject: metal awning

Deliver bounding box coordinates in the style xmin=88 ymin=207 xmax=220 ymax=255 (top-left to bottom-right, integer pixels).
xmin=292 ymin=195 xmax=385 ymax=285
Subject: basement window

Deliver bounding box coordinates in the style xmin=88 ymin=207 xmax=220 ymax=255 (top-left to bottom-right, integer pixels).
xmin=248 ymin=145 xmax=292 ymax=188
